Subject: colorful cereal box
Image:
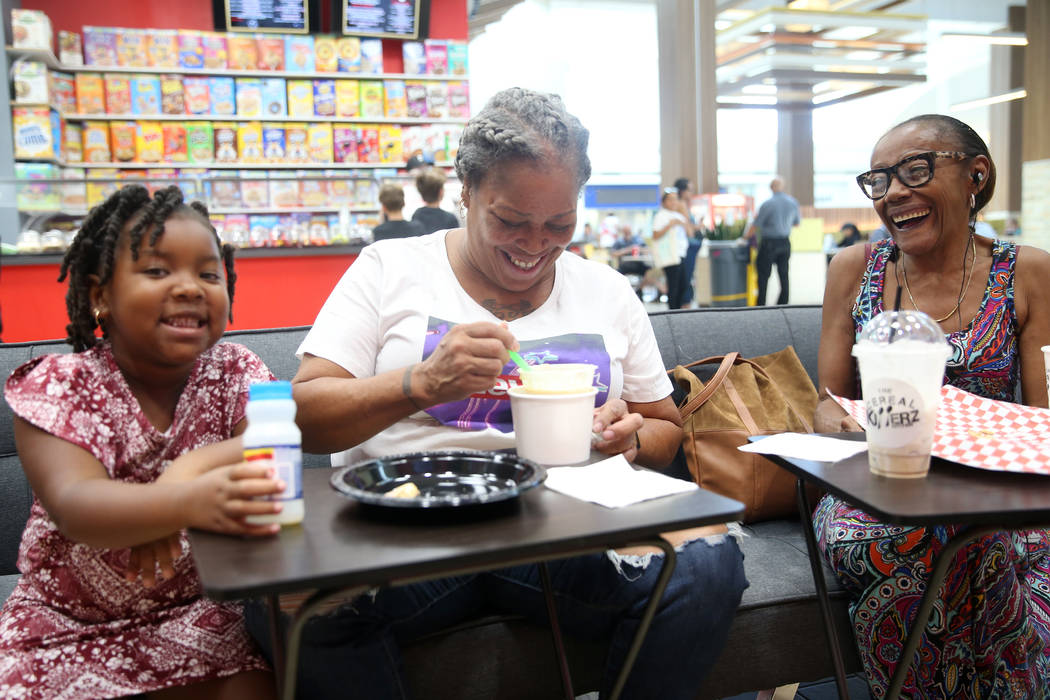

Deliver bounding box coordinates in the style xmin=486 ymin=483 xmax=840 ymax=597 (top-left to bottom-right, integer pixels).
xmin=162 ymin=122 xmax=187 ymax=162
xmin=336 ymin=37 xmax=361 ymax=72
xmin=314 ymin=36 xmax=338 ymax=72
xmin=379 ymin=125 xmax=402 ymax=164
xmin=81 ymin=121 xmax=111 ymax=162
xmin=359 ymin=80 xmax=384 ymax=119
xmin=261 ymin=78 xmax=287 ymax=117
xmin=238 ymin=122 xmax=265 ymax=163
xmin=146 ymin=168 xmax=179 ymax=195
xmin=208 ymin=179 xmax=241 ymax=208
xmin=424 ymin=39 xmax=448 ymax=75
xmin=235 ymin=78 xmax=263 ymax=117
xmin=213 ymin=122 xmax=239 ymax=163
xmin=263 ymin=125 xmax=286 ymax=162
xmin=50 ymin=72 xmax=76 ymax=114
xmin=12 ymin=60 xmax=48 ymax=105
xmin=83 ymin=27 xmax=118 ymax=66
xmin=447 ymin=82 xmax=470 ymax=119
xmin=12 ymin=107 xmax=58 ymax=159
xmin=405 ymin=81 xmax=427 ymax=119
xmin=62 ymin=122 xmax=82 ymax=162
xmin=335 ymin=80 xmax=359 ymax=118
xmin=354 ymin=177 xmax=378 ymax=207
xmin=241 ymin=175 xmax=270 ymax=209
xmin=313 ymin=79 xmax=336 ymax=117
xmin=426 ymin=82 xmax=448 ymax=119
xmin=201 ymin=32 xmax=228 ymax=69
xmin=333 ymin=127 xmax=358 ymax=163
xmin=269 ymin=174 xmax=299 ymax=207
xmin=285 ymin=35 xmax=315 ymax=72
xmin=307 ymin=123 xmax=332 ymax=162
xmin=383 ymin=80 xmax=406 ymax=119
xmin=160 ymin=75 xmax=185 ymax=115
xmin=177 ymin=30 xmax=205 ymax=69
xmin=256 ymin=35 xmax=285 ymax=71
xmin=182 ymin=77 xmax=211 ymax=114
xmin=402 ymin=41 xmax=425 ymax=75
xmin=11 ymin=9 xmax=52 ymax=51
xmin=448 ymin=41 xmax=468 ymax=76
xmin=86 ymin=169 xmax=119 ymax=207
xmin=227 ymin=35 xmax=258 ymax=70
xmin=299 ymin=178 xmax=328 ymax=207
xmin=327 ymin=175 xmax=354 ymax=204
xmin=146 ymin=30 xmax=179 ymax=68
xmin=60 ymin=167 xmax=87 ymax=209
xmin=15 ymin=162 xmax=59 ymax=210
xmin=357 ymin=125 xmax=379 ymax=163
xmin=103 ymin=74 xmax=132 ymax=114
xmin=424 ymin=124 xmax=448 ymax=162
xmin=75 ymin=73 xmax=105 ymax=114
xmin=58 ymin=30 xmax=83 ymax=67
xmin=284 ymin=122 xmax=308 ymax=163
xmin=116 ymin=28 xmax=148 ymax=68
xmin=360 ymin=39 xmax=383 ymax=74
xmin=130 ymin=75 xmax=162 ymax=115
xmin=109 ymin=121 xmax=137 ymax=161
xmin=185 ymin=122 xmax=214 ymax=162
xmin=209 ymin=77 xmax=236 ymax=114
xmin=249 ymin=213 xmax=278 ymax=246
xmin=221 ymin=213 xmax=249 ymax=244
xmin=136 ymin=121 xmax=164 ymax=162
xmin=287 ymin=80 xmax=314 ymax=117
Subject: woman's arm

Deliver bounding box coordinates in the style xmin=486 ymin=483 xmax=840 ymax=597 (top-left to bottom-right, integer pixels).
xmin=592 ymin=395 xmax=682 ymax=469
xmin=814 ymin=245 xmax=868 ymax=432
xmin=1013 ymin=245 xmax=1050 ymax=408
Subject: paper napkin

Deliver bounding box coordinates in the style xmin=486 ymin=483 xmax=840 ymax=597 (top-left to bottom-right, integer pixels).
xmin=738 ymin=433 xmax=868 ymax=462
xmin=544 ymin=454 xmax=697 ymax=508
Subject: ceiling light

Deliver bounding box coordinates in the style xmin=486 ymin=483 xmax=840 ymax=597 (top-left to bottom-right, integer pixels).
xmin=940 ymin=32 xmax=1027 ymax=46
xmin=951 ymin=89 xmax=1026 ymax=111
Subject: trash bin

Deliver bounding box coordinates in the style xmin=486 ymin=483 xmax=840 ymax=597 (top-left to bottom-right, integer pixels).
xmin=707 ymin=240 xmax=750 ymax=307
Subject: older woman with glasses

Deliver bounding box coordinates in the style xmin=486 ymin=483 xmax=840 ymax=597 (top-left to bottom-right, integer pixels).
xmin=814 ymin=114 xmax=1050 ymax=698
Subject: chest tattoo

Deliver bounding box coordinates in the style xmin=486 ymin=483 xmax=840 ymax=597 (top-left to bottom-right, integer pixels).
xmin=481 ymin=299 xmax=533 ymax=321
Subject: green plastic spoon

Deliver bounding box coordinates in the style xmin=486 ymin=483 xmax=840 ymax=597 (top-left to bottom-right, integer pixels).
xmin=508 ymin=349 xmax=530 ymax=372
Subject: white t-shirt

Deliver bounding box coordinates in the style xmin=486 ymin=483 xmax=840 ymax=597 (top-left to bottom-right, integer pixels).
xmin=649 ymin=209 xmax=688 ymax=268
xmin=299 ymin=230 xmax=673 ymax=466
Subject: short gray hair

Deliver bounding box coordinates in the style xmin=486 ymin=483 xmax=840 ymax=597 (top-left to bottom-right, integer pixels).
xmin=454 ymin=87 xmax=591 ymax=193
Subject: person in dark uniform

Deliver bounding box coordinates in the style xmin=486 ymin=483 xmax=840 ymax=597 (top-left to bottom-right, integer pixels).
xmin=372 ymin=184 xmax=425 ymax=241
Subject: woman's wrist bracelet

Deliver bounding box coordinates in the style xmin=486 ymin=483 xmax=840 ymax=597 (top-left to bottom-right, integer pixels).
xmin=634 ymin=431 xmax=641 ymax=452
xmin=402 ymin=365 xmax=426 ymax=412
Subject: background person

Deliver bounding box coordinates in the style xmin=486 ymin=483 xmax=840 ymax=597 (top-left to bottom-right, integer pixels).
xmin=813 ymin=114 xmax=1050 ymax=697
xmin=744 ymin=176 xmax=800 ymax=305
xmin=245 ymin=87 xmax=747 ymax=700
xmin=372 ymin=183 xmax=425 ymax=241
xmin=674 ymin=177 xmax=703 ymax=309
xmin=411 ymin=166 xmax=461 ymax=234
xmin=649 ymin=189 xmax=689 ymax=309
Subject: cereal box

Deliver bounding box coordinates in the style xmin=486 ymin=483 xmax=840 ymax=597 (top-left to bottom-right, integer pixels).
xmin=256 ymin=35 xmax=285 ymax=71
xmin=146 ymin=168 xmax=179 ymax=195
xmin=285 ymin=35 xmax=314 ymax=72
xmin=426 ymin=82 xmax=448 ymax=119
xmin=327 ymin=174 xmax=354 ymax=204
xmin=424 ymin=39 xmax=448 ymax=75
xmin=249 ymin=213 xmax=278 ymax=246
xmin=424 ymin=124 xmax=448 ymax=162
xmin=182 ymin=77 xmax=210 ymax=114
xmin=306 ymin=123 xmax=333 ymax=163
xmin=383 ymin=80 xmax=406 ymax=119
xmin=314 ymin=36 xmax=337 ymax=72
xmin=116 ymin=28 xmax=148 ymax=68
xmin=160 ymin=75 xmax=185 ymax=115
xmin=109 ymin=121 xmax=137 ymax=161
xmin=402 ymin=41 xmax=425 ymax=75
xmin=446 ymin=127 xmax=460 ymax=160
xmin=333 ymin=127 xmax=357 ymax=163
xmin=162 ymin=122 xmax=187 ymax=162
xmin=185 ymin=122 xmax=214 ymax=162
xmin=176 ymin=168 xmax=205 ymax=200
xmin=222 ymin=213 xmax=249 ymax=245
xmin=354 ymin=177 xmax=378 ymax=207
xmin=86 ymin=169 xmax=119 ymax=207
xmin=81 ymin=121 xmax=111 ymax=162
xmin=235 ymin=78 xmax=263 ymax=117
xmin=237 ymin=122 xmax=265 ymax=163
xmin=287 ymin=80 xmax=314 ymax=117
xmin=335 ymin=80 xmax=359 ymax=118
xmin=178 ymin=30 xmax=205 ymax=69
xmin=405 ymin=81 xmax=427 ymax=119
xmin=208 ymin=179 xmax=241 ymax=208
xmin=147 ymin=30 xmax=179 ymax=68
xmin=60 ymin=167 xmax=87 ymax=209
xmin=103 ymin=74 xmax=132 ymax=114
xmin=447 ymin=82 xmax=470 ymax=119
xmin=269 ymin=173 xmax=299 ymax=207
xmin=201 ymin=32 xmax=228 ymax=69
xmin=336 ymin=36 xmax=361 ymax=72
xmin=15 ymin=163 xmax=59 ymax=211
xmin=261 ymin=78 xmax=287 ymax=117
xmin=62 ymin=122 xmax=82 ymax=162
xmin=75 ymin=73 xmax=105 ymax=114
xmin=401 ymin=125 xmax=424 ymax=161
xmin=49 ymin=72 xmax=76 ymax=115
xmin=359 ymin=80 xmax=384 ymax=119
xmin=83 ymin=27 xmax=118 ymax=66
xmin=357 ymin=125 xmax=379 ymax=163
xmin=130 ymin=75 xmax=162 ymax=115
xmin=209 ymin=77 xmax=236 ymax=114
xmin=213 ymin=122 xmax=239 ymax=163
xmin=313 ymin=79 xmax=336 ymax=117
xmin=58 ymin=30 xmax=84 ymax=67
xmin=448 ymin=41 xmax=468 ymax=76
xmin=12 ymin=61 xmax=48 ymax=105
xmin=360 ymin=38 xmax=383 ymax=74
xmin=378 ymin=125 xmax=402 ymax=164
xmin=241 ymin=176 xmax=269 ymax=210
xmin=284 ymin=122 xmax=308 ymax=162
xmin=299 ymin=178 xmax=328 ymax=207
xmin=263 ymin=125 xmax=286 ymax=162
xmin=136 ymin=121 xmax=164 ymax=162
xmin=11 ymin=9 xmax=52 ymax=51
xmin=227 ymin=35 xmax=258 ymax=70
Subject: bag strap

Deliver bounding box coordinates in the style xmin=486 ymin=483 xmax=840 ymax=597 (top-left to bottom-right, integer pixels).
xmin=721 ymin=375 xmax=760 ymax=434
xmin=677 ymin=352 xmax=739 ymax=418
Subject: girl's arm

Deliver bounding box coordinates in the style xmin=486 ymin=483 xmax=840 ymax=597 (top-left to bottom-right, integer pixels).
xmin=814 ymin=245 xmax=868 ymax=433
xmin=14 ymin=416 xmax=285 ymax=549
xmin=1014 ymin=245 xmax=1050 ymax=408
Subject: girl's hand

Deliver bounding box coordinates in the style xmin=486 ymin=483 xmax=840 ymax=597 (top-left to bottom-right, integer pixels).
xmin=591 ymin=399 xmax=644 ymax=461
xmin=414 ymin=321 xmax=517 ymax=405
xmin=125 ymin=533 xmax=183 ymax=588
xmin=180 ymin=461 xmax=286 ymax=537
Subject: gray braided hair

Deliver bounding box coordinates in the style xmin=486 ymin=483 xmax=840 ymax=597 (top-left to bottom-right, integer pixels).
xmin=454 ymin=87 xmax=591 ymax=192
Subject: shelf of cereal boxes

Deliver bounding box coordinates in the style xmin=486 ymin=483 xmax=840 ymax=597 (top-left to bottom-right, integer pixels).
xmin=61 ymin=114 xmax=469 ymax=124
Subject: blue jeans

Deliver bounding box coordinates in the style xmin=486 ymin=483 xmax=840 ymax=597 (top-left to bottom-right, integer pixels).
xmin=244 ymin=534 xmax=747 ymax=700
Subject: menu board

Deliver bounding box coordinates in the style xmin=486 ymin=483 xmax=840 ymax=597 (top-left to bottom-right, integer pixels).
xmin=341 ymin=0 xmax=423 ymax=39
xmin=223 ymin=0 xmax=312 ymax=33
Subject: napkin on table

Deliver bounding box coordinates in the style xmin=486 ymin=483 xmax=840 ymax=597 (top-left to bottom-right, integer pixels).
xmin=738 ymin=433 xmax=868 ymax=462
xmin=544 ymin=454 xmax=697 ymax=508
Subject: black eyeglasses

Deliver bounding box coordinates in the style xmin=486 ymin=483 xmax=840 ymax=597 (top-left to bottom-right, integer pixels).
xmin=856 ymin=151 xmax=971 ymax=200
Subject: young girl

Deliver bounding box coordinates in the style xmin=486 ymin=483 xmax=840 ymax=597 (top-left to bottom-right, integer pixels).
xmin=0 ymin=185 xmax=284 ymax=699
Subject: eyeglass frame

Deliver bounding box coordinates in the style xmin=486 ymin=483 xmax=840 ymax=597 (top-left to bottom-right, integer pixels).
xmin=855 ymin=150 xmax=972 ymax=201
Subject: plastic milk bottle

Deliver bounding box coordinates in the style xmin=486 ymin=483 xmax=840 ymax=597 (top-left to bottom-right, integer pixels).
xmin=243 ymin=380 xmax=304 ymax=525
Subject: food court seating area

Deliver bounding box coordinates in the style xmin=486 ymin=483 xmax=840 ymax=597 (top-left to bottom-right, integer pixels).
xmin=0 ymin=305 xmax=862 ymax=699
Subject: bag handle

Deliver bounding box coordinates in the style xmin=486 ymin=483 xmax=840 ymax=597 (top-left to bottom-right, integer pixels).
xmin=677 ymin=352 xmax=739 ymax=418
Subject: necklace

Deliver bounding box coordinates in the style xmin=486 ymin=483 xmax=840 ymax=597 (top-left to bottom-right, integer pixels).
xmin=900 ymin=235 xmax=977 ymax=323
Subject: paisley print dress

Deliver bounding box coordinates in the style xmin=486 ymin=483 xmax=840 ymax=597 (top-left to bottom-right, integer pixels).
xmin=814 ymin=239 xmax=1050 ymax=698
xmin=0 ymin=342 xmax=274 ymax=699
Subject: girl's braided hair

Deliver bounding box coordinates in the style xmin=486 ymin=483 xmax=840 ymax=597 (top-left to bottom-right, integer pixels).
xmin=58 ymin=185 xmax=235 ymax=351
xmin=454 ymin=87 xmax=591 ymax=193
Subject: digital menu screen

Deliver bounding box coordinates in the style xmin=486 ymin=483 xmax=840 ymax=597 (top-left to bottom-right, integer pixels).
xmin=224 ymin=0 xmax=312 ymax=33
xmin=341 ymin=0 xmax=423 ymax=39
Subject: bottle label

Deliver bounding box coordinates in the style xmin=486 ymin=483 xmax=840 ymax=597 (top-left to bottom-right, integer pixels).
xmin=244 ymin=446 xmax=303 ymax=501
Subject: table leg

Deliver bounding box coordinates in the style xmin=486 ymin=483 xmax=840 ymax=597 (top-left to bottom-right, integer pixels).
xmin=795 ymin=479 xmax=851 ymax=700
xmin=538 ymin=561 xmax=575 ymax=700
xmin=266 ymin=594 xmax=287 ymax=696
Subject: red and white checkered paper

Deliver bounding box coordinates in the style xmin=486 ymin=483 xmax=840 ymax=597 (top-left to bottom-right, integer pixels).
xmin=831 ymin=385 xmax=1050 ymax=476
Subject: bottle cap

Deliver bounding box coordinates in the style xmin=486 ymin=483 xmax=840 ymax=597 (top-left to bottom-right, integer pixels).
xmin=249 ymin=380 xmax=293 ymax=401
xmin=858 ymin=309 xmax=945 ymax=346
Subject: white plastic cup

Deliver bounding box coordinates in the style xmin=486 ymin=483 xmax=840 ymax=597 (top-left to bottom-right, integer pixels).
xmin=1041 ymin=345 xmax=1050 ymax=405
xmin=508 ymin=386 xmax=598 ymax=466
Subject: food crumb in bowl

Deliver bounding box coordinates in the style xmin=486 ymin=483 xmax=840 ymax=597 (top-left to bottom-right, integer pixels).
xmin=387 ymin=482 xmax=421 ymax=499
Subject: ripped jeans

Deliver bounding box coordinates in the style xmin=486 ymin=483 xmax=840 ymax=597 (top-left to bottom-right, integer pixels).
xmin=244 ymin=533 xmax=747 ymax=700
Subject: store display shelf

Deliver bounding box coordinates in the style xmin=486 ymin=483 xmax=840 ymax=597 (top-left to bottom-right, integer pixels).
xmin=12 ymin=101 xmax=51 ymax=109
xmin=19 ymin=160 xmax=430 ymax=170
xmin=4 ymin=242 xmax=368 ymax=264
xmin=16 ymin=205 xmax=379 ymax=217
xmin=60 ymin=113 xmax=469 ymax=125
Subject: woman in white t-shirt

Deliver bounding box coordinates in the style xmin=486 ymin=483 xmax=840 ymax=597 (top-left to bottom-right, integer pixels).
xmin=649 ymin=190 xmax=690 ymax=309
xmin=245 ymin=87 xmax=746 ymax=700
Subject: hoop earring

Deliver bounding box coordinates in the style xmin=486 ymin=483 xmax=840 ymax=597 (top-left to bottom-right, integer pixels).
xmin=969 ymin=192 xmax=976 ymax=210
xmin=93 ymin=308 xmax=102 ymax=325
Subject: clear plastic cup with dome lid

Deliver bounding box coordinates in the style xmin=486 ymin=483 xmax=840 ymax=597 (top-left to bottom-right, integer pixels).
xmin=852 ymin=310 xmax=951 ymax=478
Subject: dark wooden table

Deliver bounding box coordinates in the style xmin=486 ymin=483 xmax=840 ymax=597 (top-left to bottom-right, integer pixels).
xmin=189 ymin=466 xmax=744 ymax=700
xmin=756 ymin=433 xmax=1050 ymax=700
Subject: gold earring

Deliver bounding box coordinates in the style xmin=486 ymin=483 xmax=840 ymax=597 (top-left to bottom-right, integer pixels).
xmin=93 ymin=308 xmax=102 ymax=325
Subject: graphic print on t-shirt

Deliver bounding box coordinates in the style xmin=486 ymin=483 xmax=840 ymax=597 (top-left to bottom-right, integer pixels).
xmin=422 ymin=316 xmax=611 ymax=433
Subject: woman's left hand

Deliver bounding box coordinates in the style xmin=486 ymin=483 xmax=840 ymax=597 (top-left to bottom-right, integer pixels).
xmin=125 ymin=533 xmax=183 ymax=588
xmin=591 ymin=398 xmax=644 ymax=461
